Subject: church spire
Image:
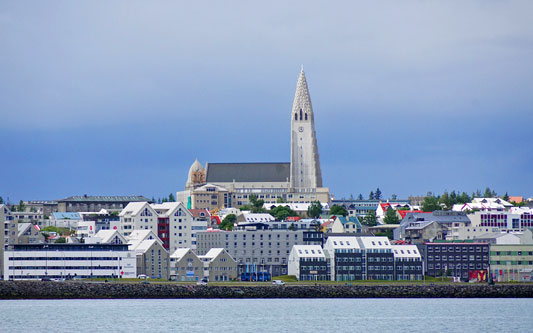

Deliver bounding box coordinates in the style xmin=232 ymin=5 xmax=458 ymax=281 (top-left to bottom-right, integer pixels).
xmin=290 ymin=68 xmax=323 ymax=189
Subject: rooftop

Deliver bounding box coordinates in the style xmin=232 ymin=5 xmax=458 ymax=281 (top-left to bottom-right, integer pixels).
xmin=59 ymin=195 xmax=151 ymax=203
xmin=206 ymin=162 xmax=290 ymax=183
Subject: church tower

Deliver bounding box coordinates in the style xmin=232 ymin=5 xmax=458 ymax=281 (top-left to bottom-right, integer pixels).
xmin=290 ymin=67 xmax=323 ymax=189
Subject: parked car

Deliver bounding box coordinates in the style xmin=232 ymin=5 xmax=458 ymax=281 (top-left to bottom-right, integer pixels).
xmin=137 ymin=274 xmax=149 ymax=279
xmin=272 ymin=280 xmax=285 ymax=286
xmin=196 ymin=278 xmax=208 ymax=286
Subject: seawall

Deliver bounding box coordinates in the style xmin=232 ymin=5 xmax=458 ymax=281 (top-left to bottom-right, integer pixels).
xmin=1 ymin=282 xmax=533 ymax=299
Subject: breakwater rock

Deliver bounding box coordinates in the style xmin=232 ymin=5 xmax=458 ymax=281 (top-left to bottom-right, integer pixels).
xmin=1 ymin=281 xmax=532 ymax=299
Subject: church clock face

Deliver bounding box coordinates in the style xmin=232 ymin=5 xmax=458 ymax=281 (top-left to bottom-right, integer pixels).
xmin=298 ymin=126 xmax=304 ymax=132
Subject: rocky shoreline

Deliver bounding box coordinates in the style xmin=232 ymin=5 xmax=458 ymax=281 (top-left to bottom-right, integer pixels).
xmin=1 ymin=281 xmax=532 ymax=299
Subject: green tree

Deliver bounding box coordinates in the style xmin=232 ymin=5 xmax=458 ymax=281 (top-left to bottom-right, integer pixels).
xmin=330 ymin=205 xmax=348 ymax=217
xmin=357 ymin=194 xmax=363 ymax=200
xmin=369 ymin=191 xmax=374 ymax=200
xmin=270 ymin=205 xmax=298 ymax=221
xmin=0 ymin=196 xmax=3 ymax=204
xmin=239 ymin=204 xmax=251 ymax=211
xmin=276 ymin=196 xmax=286 ymax=203
xmin=168 ymin=193 xmax=175 ymax=202
xmin=219 ymin=214 xmax=236 ymax=231
xmin=362 ymin=211 xmax=378 ymax=226
xmin=288 ymin=223 xmax=297 ymax=231
xmin=307 ymin=201 xmax=323 ymax=219
xmin=458 ymin=192 xmax=470 ymax=204
xmin=54 ymin=237 xmax=67 ymax=244
xmin=503 ymin=192 xmax=510 ymax=201
xmin=17 ymin=200 xmax=25 ymax=212
xmin=421 ymin=196 xmax=441 ymax=212
xmin=391 ymin=194 xmax=397 ymax=200
xmin=375 ymin=188 xmax=382 ymax=201
xmin=484 ymin=187 xmax=493 ymax=198
xmin=439 ymin=192 xmax=451 ymax=210
xmin=249 ymin=195 xmax=266 ymax=213
xmin=383 ymin=208 xmax=400 ymax=224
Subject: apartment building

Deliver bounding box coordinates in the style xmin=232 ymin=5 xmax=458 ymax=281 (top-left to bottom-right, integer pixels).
xmin=198 ymin=248 xmax=238 ymax=282
xmin=421 ymin=242 xmax=490 ymax=281
xmin=196 ymin=229 xmax=323 ymax=276
xmin=288 ymin=245 xmax=329 ymax=281
xmin=169 ymin=248 xmax=204 ymax=281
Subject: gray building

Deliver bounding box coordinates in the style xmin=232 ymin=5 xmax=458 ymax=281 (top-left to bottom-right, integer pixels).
xmin=196 ymin=229 xmax=323 ymax=277
xmin=57 ymin=195 xmax=151 ymax=213
xmin=395 ymin=211 xmax=471 ymax=243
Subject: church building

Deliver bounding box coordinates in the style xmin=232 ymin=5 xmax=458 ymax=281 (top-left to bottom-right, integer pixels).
xmin=177 ymin=68 xmax=330 ymax=211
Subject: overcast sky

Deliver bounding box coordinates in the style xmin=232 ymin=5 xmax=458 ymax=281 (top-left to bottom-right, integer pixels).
xmin=1 ymin=1 xmax=532 ymax=203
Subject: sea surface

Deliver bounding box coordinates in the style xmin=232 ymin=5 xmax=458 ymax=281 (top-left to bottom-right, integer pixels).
xmin=1 ymin=298 xmax=531 ymax=332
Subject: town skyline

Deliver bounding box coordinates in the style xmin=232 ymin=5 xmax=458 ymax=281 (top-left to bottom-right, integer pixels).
xmin=1 ymin=1 xmax=532 ymax=202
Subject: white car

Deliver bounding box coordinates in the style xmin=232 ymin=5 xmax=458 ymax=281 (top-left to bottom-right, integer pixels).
xmin=272 ymin=280 xmax=285 ymax=286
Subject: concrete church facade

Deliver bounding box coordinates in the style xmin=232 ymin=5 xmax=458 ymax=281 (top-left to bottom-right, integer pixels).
xmin=177 ymin=68 xmax=330 ymax=211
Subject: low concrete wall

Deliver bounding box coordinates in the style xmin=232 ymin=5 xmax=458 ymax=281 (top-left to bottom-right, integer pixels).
xmin=0 ymin=281 xmax=532 ymax=299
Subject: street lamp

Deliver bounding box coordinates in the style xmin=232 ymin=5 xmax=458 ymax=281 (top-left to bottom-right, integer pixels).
xmin=43 ymin=244 xmax=49 ymax=277
xmin=89 ymin=245 xmax=94 ymax=278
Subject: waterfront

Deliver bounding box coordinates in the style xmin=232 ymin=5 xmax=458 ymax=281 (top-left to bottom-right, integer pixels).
xmin=1 ymin=298 xmax=532 ymax=332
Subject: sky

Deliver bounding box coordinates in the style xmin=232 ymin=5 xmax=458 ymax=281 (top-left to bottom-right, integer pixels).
xmin=1 ymin=1 xmax=532 ymax=203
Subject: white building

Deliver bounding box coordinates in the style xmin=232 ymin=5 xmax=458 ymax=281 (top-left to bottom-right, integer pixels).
xmin=119 ymin=201 xmax=205 ymax=253
xmin=288 ymin=245 xmax=328 ymax=281
xmin=3 ymin=243 xmax=136 ymax=280
xmin=119 ymin=202 xmax=158 ymax=237
xmin=452 ymin=198 xmax=513 ymax=212
xmin=237 ymin=213 xmax=275 ymax=223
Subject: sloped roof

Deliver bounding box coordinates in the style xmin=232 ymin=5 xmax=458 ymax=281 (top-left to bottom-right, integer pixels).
xmin=391 ymin=245 xmax=421 ymax=258
xmin=127 ymin=230 xmax=163 ymax=249
xmin=200 ymin=248 xmax=225 ymax=261
xmin=119 ymin=202 xmax=150 ymax=217
xmin=133 ymin=239 xmax=159 ymax=254
xmin=397 ymin=210 xmax=423 ymax=219
xmin=336 ymin=216 xmax=361 ymax=227
xmin=94 ymin=230 xmax=126 ymax=244
xmin=206 ymin=162 xmax=290 ymax=183
xmin=189 ymin=209 xmax=210 ymax=218
xmin=292 ymin=245 xmax=325 ymax=258
xmin=170 ymin=248 xmax=193 ymax=260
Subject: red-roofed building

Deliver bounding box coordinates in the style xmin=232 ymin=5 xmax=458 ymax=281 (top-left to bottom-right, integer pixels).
xmin=396 ymin=210 xmax=424 ymax=219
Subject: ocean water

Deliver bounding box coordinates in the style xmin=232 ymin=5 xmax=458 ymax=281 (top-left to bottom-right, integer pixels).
xmin=1 ymin=298 xmax=531 ymax=332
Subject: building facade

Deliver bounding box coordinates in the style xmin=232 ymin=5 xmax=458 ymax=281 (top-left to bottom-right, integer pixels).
xmin=169 ymin=248 xmax=204 ymax=281
xmin=196 ymin=229 xmax=323 ymax=276
xmin=198 ymin=248 xmax=238 ymax=282
xmin=422 ymin=242 xmax=490 ymax=281
xmin=288 ymin=245 xmax=329 ymax=281
xmin=3 ymin=243 xmax=136 ymax=280
xmin=490 ymin=244 xmax=533 ymax=282
xmin=58 ymin=195 xmax=151 ymax=213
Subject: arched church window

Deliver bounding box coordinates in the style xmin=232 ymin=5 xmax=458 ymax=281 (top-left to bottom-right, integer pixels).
xmin=299 ymin=109 xmax=303 ymax=120
xmin=305 ymin=113 xmax=308 ymax=120
xmin=295 ymin=113 xmax=298 ymax=121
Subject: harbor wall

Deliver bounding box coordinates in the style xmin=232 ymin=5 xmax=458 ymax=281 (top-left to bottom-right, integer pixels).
xmin=1 ymin=281 xmax=533 ymax=299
